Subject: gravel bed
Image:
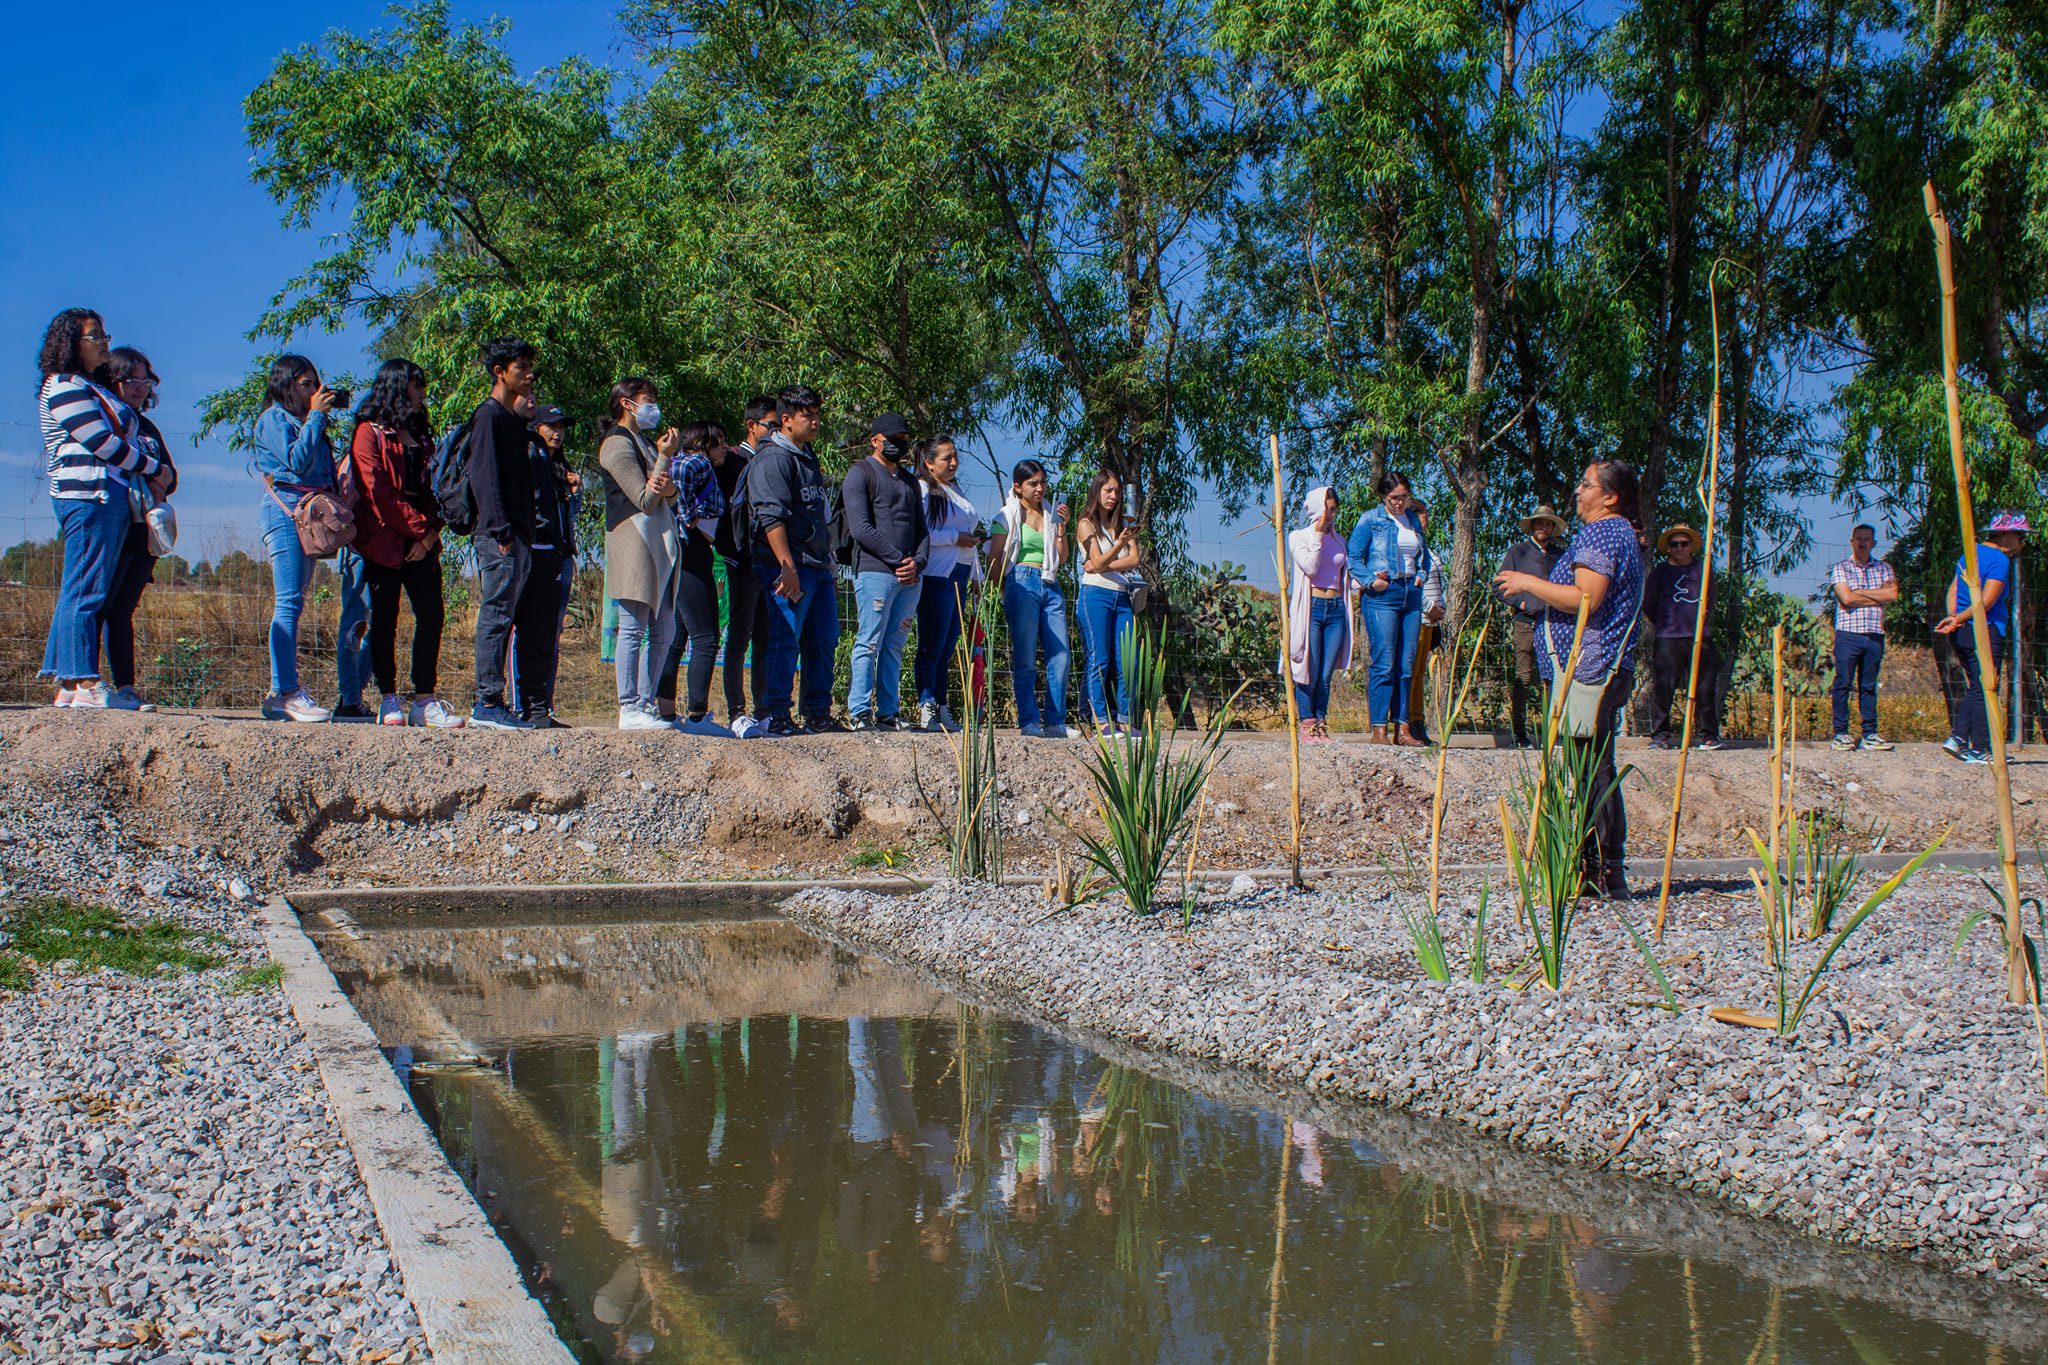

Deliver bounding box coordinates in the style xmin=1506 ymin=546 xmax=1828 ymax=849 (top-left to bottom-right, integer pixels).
xmin=0 ymin=780 xmax=424 ymax=1363
xmin=784 ymin=869 xmax=2048 ymax=1295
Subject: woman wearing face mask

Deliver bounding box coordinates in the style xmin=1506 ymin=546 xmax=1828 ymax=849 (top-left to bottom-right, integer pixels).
xmin=1284 ymin=486 xmax=1352 ymax=743
xmin=252 ymin=353 xmax=341 ymax=723
xmin=598 ymin=378 xmax=682 ymax=730
xmin=1074 ymin=470 xmax=1142 ymax=737
xmin=912 ymin=436 xmax=981 ymax=732
xmin=349 ymin=358 xmax=462 ymax=728
xmin=95 ymin=346 xmax=177 ymax=711
xmin=37 ymin=311 xmax=169 ymax=710
xmin=656 ymin=420 xmax=734 ymax=736
xmin=987 ymin=459 xmax=1074 ymax=738
xmin=1346 ymin=471 xmax=1443 ymax=746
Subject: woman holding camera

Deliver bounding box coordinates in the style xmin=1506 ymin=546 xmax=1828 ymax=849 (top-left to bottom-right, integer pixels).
xmin=252 ymin=354 xmax=341 ymax=723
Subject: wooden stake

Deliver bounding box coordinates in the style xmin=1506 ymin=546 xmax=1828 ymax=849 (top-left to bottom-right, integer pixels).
xmin=1655 ymin=265 xmax=1728 ymax=939
xmin=1926 ymin=181 xmax=2029 ymax=1005
xmin=1270 ymin=433 xmax=1305 ymax=889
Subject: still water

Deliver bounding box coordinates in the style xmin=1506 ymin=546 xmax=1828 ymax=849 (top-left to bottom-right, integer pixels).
xmin=322 ymin=910 xmax=2048 ymax=1363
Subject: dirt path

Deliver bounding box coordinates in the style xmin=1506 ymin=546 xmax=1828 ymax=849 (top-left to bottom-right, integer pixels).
xmin=3 ymin=709 xmax=2033 ymax=889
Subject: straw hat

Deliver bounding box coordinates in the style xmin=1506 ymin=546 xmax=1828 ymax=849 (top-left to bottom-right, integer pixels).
xmin=1519 ymin=504 xmax=1567 ymax=536
xmin=1657 ymin=524 xmax=1701 ymax=554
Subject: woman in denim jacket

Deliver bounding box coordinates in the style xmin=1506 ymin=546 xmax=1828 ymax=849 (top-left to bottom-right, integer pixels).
xmin=1346 ymin=471 xmax=1444 ymax=745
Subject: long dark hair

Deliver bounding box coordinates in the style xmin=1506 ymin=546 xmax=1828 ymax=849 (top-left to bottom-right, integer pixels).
xmin=1375 ymin=470 xmax=1411 ymax=504
xmin=261 ymin=354 xmax=319 ymax=415
xmin=1077 ymin=469 xmax=1130 ymax=539
xmin=916 ymin=435 xmax=959 ymax=524
xmin=598 ymin=376 xmax=657 ymax=450
xmin=355 ymin=358 xmax=426 ymax=433
xmin=96 ymin=346 xmax=157 ymax=411
xmin=1009 ymin=458 xmax=1047 ymax=496
xmin=1587 ymin=459 xmax=1643 ymax=534
xmin=37 ymin=308 xmax=102 ymax=382
xmin=678 ymin=419 xmax=725 ymax=454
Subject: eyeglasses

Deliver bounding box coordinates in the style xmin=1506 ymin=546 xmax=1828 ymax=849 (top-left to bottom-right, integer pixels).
xmin=120 ymin=375 xmax=159 ymax=389
xmin=80 ymin=332 xmax=109 ymax=344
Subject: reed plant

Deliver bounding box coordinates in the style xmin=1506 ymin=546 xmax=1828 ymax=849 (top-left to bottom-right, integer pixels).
xmin=1954 ymin=837 xmax=2048 ymax=1094
xmin=913 ymin=580 xmax=1004 ymax=881
xmin=1064 ymin=621 xmax=1236 ymax=914
xmin=1497 ymin=735 xmax=1622 ymax=991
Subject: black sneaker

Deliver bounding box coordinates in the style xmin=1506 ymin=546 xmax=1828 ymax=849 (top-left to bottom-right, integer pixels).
xmin=470 ymin=701 xmax=532 ymax=731
xmin=331 ymin=701 xmax=372 ymax=721
xmin=875 ymin=714 xmax=902 ymax=732
xmin=523 ymin=705 xmax=568 ymax=730
xmin=847 ymin=713 xmax=878 ymax=733
xmin=802 ymin=714 xmax=849 ymax=734
xmin=762 ymin=715 xmax=802 ymax=738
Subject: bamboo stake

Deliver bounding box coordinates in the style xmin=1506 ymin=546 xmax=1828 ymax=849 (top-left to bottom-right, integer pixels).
xmin=1655 ymin=265 xmax=1729 ymax=939
xmin=1926 ymin=182 xmax=2029 ymax=1005
xmin=1767 ymin=624 xmax=1787 ymax=959
xmin=1266 ymin=1117 xmax=1293 ymax=1365
xmin=1271 ymin=433 xmax=1305 ymax=889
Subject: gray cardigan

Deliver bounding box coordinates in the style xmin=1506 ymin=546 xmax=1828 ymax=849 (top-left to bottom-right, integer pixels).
xmin=598 ymin=427 xmax=680 ymax=610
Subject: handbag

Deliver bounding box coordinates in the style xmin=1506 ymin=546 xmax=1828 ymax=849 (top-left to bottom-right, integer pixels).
xmin=268 ymin=477 xmax=356 ymax=558
xmin=145 ymin=503 xmax=178 ymax=557
xmin=1541 ymin=567 xmax=1645 ymax=740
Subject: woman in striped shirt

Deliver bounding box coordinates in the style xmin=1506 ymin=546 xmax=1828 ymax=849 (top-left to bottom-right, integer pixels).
xmin=36 ymin=308 xmax=167 ymax=709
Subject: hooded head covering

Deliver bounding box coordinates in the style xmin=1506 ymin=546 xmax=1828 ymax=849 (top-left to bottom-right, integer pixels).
xmin=1300 ymin=484 xmax=1334 ymax=528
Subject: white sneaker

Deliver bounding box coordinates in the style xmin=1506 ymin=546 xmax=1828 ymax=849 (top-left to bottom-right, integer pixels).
xmin=410 ymin=696 xmax=466 ymax=729
xmin=262 ymin=689 xmax=332 ymax=723
xmin=917 ymin=701 xmax=939 ymax=731
xmin=66 ymin=682 xmax=112 ymax=710
xmin=620 ymin=705 xmax=670 ymax=732
xmin=935 ymin=705 xmax=960 ymax=733
xmin=378 ymin=695 xmax=408 ymax=726
xmin=730 ymin=714 xmax=765 ymax=739
xmin=675 ymin=715 xmax=735 ymax=738
xmin=1019 ymin=722 xmax=1044 ymax=738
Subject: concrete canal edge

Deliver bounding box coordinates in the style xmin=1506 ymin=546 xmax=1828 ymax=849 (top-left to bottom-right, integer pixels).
xmin=258 ymin=896 xmax=575 ymax=1365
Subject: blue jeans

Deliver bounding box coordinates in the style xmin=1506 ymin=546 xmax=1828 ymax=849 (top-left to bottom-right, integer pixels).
xmin=1360 ymin=579 xmax=1422 ymax=725
xmin=753 ymin=563 xmax=839 ymax=722
xmin=40 ymin=494 xmax=133 ymax=681
xmin=849 ymin=571 xmax=920 ymax=719
xmin=1002 ymin=567 xmax=1070 ymax=728
xmin=1832 ymin=629 xmax=1884 ymax=738
xmin=1294 ymin=595 xmax=1349 ymax=722
xmin=1077 ymin=583 xmax=1136 ymax=724
xmin=614 ymin=597 xmax=674 ymax=710
xmin=915 ymin=566 xmax=974 ymax=707
xmin=335 ymin=548 xmax=372 ymax=706
xmin=260 ymin=492 xmax=316 ymax=696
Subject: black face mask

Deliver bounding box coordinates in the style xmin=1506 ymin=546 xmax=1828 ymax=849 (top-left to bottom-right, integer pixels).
xmin=882 ymin=438 xmax=908 ymax=463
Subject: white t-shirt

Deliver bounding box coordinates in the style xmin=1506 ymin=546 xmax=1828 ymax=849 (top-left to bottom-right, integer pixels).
xmin=1396 ymin=521 xmax=1423 ymax=578
xmin=921 ymin=481 xmax=980 ymax=578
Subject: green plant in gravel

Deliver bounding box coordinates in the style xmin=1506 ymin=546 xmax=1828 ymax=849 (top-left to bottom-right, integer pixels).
xmin=1 ymin=896 xmax=222 ymax=977
xmin=1062 ymin=623 xmax=1235 ymax=915
xmin=0 ymin=951 xmax=32 ymax=992
xmin=1468 ymin=878 xmax=1491 ymax=985
xmin=226 ymin=961 xmax=285 ymax=994
xmin=1497 ymin=735 xmax=1622 ymax=991
xmin=913 ymin=580 xmax=1004 ymax=882
xmin=1788 ymin=806 xmax=1865 ymax=939
xmin=1955 ymin=838 xmax=2048 ymax=1093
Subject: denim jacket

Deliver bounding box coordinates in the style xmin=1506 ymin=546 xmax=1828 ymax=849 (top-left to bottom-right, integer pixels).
xmin=1346 ymin=505 xmax=1434 ymax=586
xmin=250 ymin=406 xmax=335 ymax=489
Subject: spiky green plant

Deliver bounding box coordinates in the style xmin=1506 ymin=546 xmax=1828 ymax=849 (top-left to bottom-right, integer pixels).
xmin=1062 ymin=622 xmax=1235 ymax=914
xmin=1498 ymin=736 xmax=1623 ymax=990
xmin=912 ymin=579 xmax=1003 ymax=881
xmin=1469 ymin=878 xmax=1492 ymax=984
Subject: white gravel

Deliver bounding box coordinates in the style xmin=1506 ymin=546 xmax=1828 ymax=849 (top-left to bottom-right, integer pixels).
xmin=0 ymin=784 xmax=424 ymax=1363
xmin=785 ymin=869 xmax=2048 ymax=1296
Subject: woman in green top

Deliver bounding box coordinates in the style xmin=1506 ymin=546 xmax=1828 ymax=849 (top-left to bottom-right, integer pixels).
xmin=987 ymin=458 xmax=1074 ymax=737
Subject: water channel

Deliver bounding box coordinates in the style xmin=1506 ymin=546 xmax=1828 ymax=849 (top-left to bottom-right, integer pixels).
xmin=312 ymin=897 xmax=2048 ymax=1363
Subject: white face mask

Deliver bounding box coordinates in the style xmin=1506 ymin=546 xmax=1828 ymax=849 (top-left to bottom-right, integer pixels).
xmin=633 ymin=401 xmax=661 ymax=430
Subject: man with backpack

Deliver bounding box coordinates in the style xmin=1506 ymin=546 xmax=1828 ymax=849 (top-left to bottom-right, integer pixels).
xmin=744 ymin=384 xmax=843 ymax=735
xmin=505 ymin=398 xmax=577 ymax=725
xmin=460 ymin=337 xmax=559 ymax=730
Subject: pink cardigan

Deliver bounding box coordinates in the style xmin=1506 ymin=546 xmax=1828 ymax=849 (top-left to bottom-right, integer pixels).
xmin=1281 ymin=489 xmax=1356 ymax=686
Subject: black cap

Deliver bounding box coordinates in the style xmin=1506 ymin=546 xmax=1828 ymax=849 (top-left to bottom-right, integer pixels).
xmin=866 ymin=412 xmax=910 ymax=438
xmin=529 ymin=403 xmax=568 ymax=427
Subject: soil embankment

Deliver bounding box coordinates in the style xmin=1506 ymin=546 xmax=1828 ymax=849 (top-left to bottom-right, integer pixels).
xmin=0 ymin=709 xmax=2027 ymax=886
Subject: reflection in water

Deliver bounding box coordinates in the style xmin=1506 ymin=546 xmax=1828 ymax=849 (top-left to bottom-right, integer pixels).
xmin=341 ymin=920 xmax=2047 ymax=1363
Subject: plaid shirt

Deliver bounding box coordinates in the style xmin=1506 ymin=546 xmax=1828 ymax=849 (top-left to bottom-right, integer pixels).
xmin=669 ymin=450 xmax=725 ymax=533
xmin=1831 ymin=557 xmax=1894 ymax=634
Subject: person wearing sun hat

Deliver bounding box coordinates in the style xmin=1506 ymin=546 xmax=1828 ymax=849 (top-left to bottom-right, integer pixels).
xmin=1936 ymin=510 xmax=2030 ymax=763
xmin=1641 ymin=523 xmax=1724 ymax=751
xmin=1494 ymin=502 xmax=1566 ymax=747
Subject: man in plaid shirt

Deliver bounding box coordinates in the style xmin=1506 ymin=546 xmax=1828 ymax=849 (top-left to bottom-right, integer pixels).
xmin=1831 ymin=523 xmax=1898 ymax=750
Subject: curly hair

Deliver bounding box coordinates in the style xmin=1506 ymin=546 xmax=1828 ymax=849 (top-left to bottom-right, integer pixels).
xmin=37 ymin=308 xmax=103 ymax=383
xmin=354 ymin=358 xmax=426 ymax=432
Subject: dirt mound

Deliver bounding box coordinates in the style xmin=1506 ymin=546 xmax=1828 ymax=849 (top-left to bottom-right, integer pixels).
xmin=0 ymin=710 xmax=2025 ymax=887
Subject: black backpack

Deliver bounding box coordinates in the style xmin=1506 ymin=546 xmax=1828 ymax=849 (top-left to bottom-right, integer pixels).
xmin=430 ymin=416 xmax=477 ymax=536
xmin=830 ymin=483 xmax=854 ymax=567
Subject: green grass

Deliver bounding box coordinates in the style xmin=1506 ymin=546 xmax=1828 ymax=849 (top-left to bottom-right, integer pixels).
xmin=0 ymin=952 xmax=32 ymax=991
xmin=847 ymin=844 xmax=912 ymax=871
xmin=225 ymin=961 xmax=285 ymax=994
xmin=0 ymin=896 xmax=222 ymax=978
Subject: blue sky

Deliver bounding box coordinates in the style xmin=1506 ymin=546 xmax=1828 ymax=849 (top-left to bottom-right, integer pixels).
xmin=0 ymin=1 xmax=1856 ymax=589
